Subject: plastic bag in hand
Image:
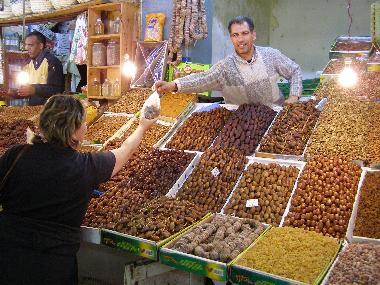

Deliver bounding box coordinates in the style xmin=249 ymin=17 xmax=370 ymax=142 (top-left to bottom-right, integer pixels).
xmin=141 ymin=91 xmax=160 ymax=119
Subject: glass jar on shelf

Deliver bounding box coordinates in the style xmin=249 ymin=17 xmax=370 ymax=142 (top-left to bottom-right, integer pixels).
xmin=91 ymin=78 xmax=101 ymax=96
xmin=92 ymin=42 xmax=106 ymax=66
xmin=102 ymin=79 xmax=112 ymax=97
xmin=112 ymin=78 xmax=120 ymax=97
xmin=106 ymin=41 xmax=120 ymax=66
xmin=113 ymin=17 xmax=121 ymax=34
xmin=94 ymin=18 xmax=104 ymax=35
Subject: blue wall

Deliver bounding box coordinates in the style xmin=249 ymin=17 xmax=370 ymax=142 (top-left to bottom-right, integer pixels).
xmin=141 ymin=0 xmax=212 ymax=64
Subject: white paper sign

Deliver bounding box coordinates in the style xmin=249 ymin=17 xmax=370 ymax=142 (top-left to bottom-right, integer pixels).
xmin=211 ymin=167 xmax=220 ymax=177
xmin=246 ymin=199 xmax=259 ymax=208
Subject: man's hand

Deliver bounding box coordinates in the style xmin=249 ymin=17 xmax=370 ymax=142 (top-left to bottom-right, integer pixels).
xmin=17 ymin=85 xmax=35 ymax=97
xmin=152 ymin=80 xmax=177 ymax=95
xmin=284 ymin=95 xmax=299 ymax=104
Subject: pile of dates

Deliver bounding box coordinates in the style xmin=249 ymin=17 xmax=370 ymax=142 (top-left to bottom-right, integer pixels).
xmin=214 ymin=104 xmax=276 ymax=155
xmin=0 ymin=119 xmax=36 ymax=150
xmin=259 ymin=101 xmax=320 ymax=155
xmin=284 ymin=155 xmax=361 ymax=238
xmin=323 ymin=58 xmax=367 ymax=74
xmin=107 ymin=89 xmax=151 ymax=114
xmin=177 ymin=146 xmax=247 ymax=212
xmin=85 ymin=116 xmax=129 ymax=143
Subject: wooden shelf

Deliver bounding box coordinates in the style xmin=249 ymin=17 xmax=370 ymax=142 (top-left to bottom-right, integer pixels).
xmin=87 ymin=95 xmax=121 ymax=100
xmin=89 ymin=65 xmax=120 ymax=69
xmin=0 ymin=0 xmax=102 ymax=27
xmin=89 ymin=34 xmax=120 ymax=41
xmin=89 ymin=2 xmax=123 ymax=11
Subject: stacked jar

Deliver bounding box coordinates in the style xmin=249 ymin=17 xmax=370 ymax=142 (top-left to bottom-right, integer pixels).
xmin=107 ymin=41 xmax=120 ymax=66
xmin=92 ymin=42 xmax=106 ymax=66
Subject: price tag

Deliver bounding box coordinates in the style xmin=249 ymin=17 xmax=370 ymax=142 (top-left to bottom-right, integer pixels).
xmin=211 ymin=167 xmax=220 ymax=177
xmin=246 ymin=199 xmax=259 ymax=208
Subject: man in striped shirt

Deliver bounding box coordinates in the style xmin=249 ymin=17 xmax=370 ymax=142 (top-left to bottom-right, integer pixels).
xmin=154 ymin=16 xmax=302 ymax=107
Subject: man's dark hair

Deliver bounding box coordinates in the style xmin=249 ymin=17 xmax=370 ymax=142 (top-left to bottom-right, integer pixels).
xmin=26 ymin=31 xmax=46 ymax=47
xmin=228 ymin=16 xmax=255 ymax=33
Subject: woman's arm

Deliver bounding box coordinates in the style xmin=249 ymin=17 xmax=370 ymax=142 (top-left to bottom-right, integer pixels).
xmin=110 ymin=117 xmax=156 ymax=177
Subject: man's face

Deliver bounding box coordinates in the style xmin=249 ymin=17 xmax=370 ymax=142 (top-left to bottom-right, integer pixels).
xmin=25 ymin=36 xmax=44 ymax=59
xmin=230 ymin=22 xmax=256 ymax=59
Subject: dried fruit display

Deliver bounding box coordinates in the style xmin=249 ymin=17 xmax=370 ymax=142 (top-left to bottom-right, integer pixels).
xmin=114 ymin=197 xmax=207 ymax=241
xmin=177 ymin=146 xmax=247 ymax=212
xmin=160 ymin=93 xmax=197 ymax=119
xmin=306 ymin=97 xmax=380 ymax=165
xmin=214 ymin=104 xmax=276 ymax=156
xmin=324 ymin=243 xmax=380 ymax=285
xmin=332 ymin=41 xmax=372 ymax=51
xmin=322 ymin=58 xmax=367 ymax=74
xmin=284 ymin=155 xmax=361 ymax=239
xmin=104 ymin=121 xmax=170 ymax=150
xmin=166 ymin=107 xmax=232 ymax=151
xmin=83 ymin=188 xmax=148 ymax=229
xmin=107 ymin=89 xmax=151 ymax=114
xmin=0 ymin=119 xmax=36 ymax=151
xmin=170 ymin=214 xmax=264 ymax=263
xmin=224 ymin=162 xmax=299 ymax=225
xmin=76 ymin=145 xmax=100 ymax=153
xmin=259 ymin=101 xmax=320 ymax=155
xmin=85 ymin=116 xmax=129 ymax=143
xmin=0 ymin=106 xmax=42 ymax=123
xmin=353 ymin=171 xmax=380 ymax=239
xmin=236 ymin=227 xmax=339 ymax=284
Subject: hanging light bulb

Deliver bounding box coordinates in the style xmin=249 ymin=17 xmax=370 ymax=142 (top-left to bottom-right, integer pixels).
xmin=338 ymin=58 xmax=358 ymax=88
xmin=17 ymin=71 xmax=29 ymax=86
xmin=122 ymin=54 xmax=137 ymax=79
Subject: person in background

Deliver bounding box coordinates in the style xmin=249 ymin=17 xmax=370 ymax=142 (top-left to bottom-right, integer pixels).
xmin=154 ymin=16 xmax=302 ymax=106
xmin=18 ymin=31 xmax=64 ymax=106
xmin=0 ymin=95 xmax=157 ymax=284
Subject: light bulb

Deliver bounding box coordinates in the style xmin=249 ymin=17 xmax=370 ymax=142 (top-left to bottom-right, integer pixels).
xmin=122 ymin=54 xmax=137 ymax=79
xmin=17 ymin=71 xmax=29 ymax=85
xmin=338 ymin=66 xmax=358 ymax=88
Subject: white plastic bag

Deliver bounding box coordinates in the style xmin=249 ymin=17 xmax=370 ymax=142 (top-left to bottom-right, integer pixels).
xmin=141 ymin=91 xmax=160 ymax=119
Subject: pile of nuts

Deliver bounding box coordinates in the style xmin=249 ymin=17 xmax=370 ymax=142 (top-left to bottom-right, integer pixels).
xmin=324 ymin=243 xmax=380 ymax=284
xmin=284 ymin=155 xmax=361 ymax=239
xmin=332 ymin=41 xmax=372 ymax=51
xmin=76 ymin=145 xmax=100 ymax=153
xmin=0 ymin=119 xmax=36 ymax=150
xmin=306 ymin=97 xmax=380 ymax=165
xmin=114 ymin=196 xmax=207 ymax=241
xmin=323 ymin=58 xmax=367 ymax=74
xmin=177 ymin=146 xmax=247 ymax=212
xmin=214 ymin=104 xmax=276 ymax=155
xmin=170 ymin=214 xmax=264 ymax=262
xmin=107 ymin=89 xmax=151 ymax=114
xmin=0 ymin=106 xmax=42 ymax=123
xmin=85 ymin=116 xmax=129 ymax=143
xmin=259 ymin=101 xmax=320 ymax=155
xmin=236 ymin=227 xmax=339 ymax=284
xmin=353 ymin=171 xmax=380 ymax=239
xmin=104 ymin=121 xmax=171 ymax=150
xmin=160 ymin=93 xmax=197 ymax=119
xmin=83 ymin=188 xmax=148 ymax=229
xmin=118 ymin=149 xmax=195 ymax=198
xmin=224 ymin=162 xmax=299 ymax=225
xmin=166 ymin=107 xmax=232 ymax=151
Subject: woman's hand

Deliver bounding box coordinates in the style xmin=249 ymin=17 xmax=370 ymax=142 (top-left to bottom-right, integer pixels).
xmin=138 ymin=115 xmax=158 ymax=131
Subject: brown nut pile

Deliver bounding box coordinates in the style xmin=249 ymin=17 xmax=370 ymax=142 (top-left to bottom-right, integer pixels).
xmin=104 ymin=121 xmax=170 ymax=150
xmin=259 ymin=101 xmax=320 ymax=155
xmin=353 ymin=171 xmax=380 ymax=239
xmin=85 ymin=116 xmax=130 ymax=143
xmin=0 ymin=119 xmax=36 ymax=150
xmin=107 ymin=89 xmax=151 ymax=113
xmin=177 ymin=146 xmax=247 ymax=212
xmin=324 ymin=243 xmax=380 ymax=285
xmin=118 ymin=149 xmax=195 ymax=198
xmin=224 ymin=162 xmax=299 ymax=226
xmin=332 ymin=41 xmax=372 ymax=51
xmin=83 ymin=188 xmax=148 ymax=229
xmin=160 ymin=93 xmax=197 ymax=119
xmin=171 ymin=214 xmax=264 ymax=263
xmin=306 ymin=97 xmax=380 ymax=165
xmin=214 ymin=104 xmax=276 ymax=156
xmin=236 ymin=227 xmax=339 ymax=284
xmin=166 ymin=107 xmax=233 ymax=151
xmin=284 ymin=155 xmax=361 ymax=239
xmin=323 ymin=58 xmax=367 ymax=74
xmin=76 ymin=145 xmax=100 ymax=153
xmin=114 ymin=196 xmax=207 ymax=241
xmin=0 ymin=106 xmax=42 ymax=123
